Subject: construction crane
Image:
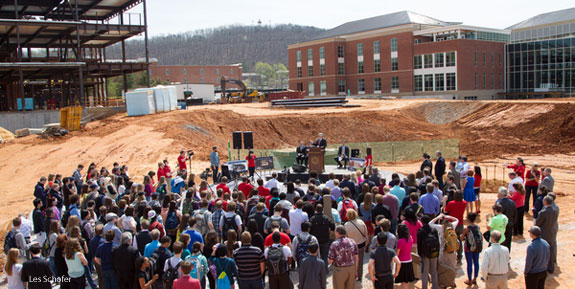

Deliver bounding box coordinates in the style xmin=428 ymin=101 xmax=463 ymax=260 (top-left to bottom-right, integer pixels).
xmin=220 ymin=77 xmax=265 ymax=103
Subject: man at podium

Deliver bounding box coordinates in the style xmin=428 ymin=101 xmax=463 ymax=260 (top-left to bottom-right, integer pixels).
xmin=313 ymin=132 xmax=327 ymax=149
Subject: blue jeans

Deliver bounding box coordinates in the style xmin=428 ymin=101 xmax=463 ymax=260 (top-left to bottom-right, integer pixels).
xmin=84 ymin=265 xmax=98 ymax=289
xmin=238 ymin=278 xmax=264 ymax=289
xmin=49 ymin=256 xmax=57 ymax=276
xmin=465 ymin=252 xmax=480 ymax=281
xmin=101 ymin=269 xmax=120 ymax=289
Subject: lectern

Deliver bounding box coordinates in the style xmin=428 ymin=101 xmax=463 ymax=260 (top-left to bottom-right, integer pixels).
xmin=308 ymin=147 xmax=325 ymax=173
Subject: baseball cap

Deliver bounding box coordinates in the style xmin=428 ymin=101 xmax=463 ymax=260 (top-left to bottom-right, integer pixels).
xmin=148 ymin=210 xmax=156 ymax=219
xmin=105 ymin=213 xmax=118 ymax=222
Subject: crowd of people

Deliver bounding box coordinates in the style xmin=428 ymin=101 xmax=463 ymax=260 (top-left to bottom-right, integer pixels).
xmin=2 ymin=151 xmax=560 ymax=289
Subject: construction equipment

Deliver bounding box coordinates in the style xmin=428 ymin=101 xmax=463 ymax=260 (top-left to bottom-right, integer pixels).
xmin=220 ymin=77 xmax=265 ymax=103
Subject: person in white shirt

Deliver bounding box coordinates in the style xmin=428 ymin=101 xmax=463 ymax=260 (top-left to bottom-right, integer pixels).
xmin=288 ymin=200 xmax=309 ymax=236
xmin=265 ymin=172 xmax=281 ymax=192
xmin=17 ymin=214 xmax=33 ymax=241
xmin=4 ymin=249 xmax=25 ymax=289
xmin=164 ymin=241 xmax=184 ymax=278
xmin=459 ymin=156 xmax=470 ymax=188
xmin=481 ymin=230 xmax=509 ymax=289
xmin=325 ymin=173 xmax=336 ymax=190
xmin=507 ymin=171 xmax=524 ymax=194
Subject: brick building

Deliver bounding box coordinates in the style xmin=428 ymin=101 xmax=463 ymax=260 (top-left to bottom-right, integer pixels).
xmin=149 ymin=64 xmax=242 ymax=86
xmin=288 ymin=11 xmax=509 ymax=99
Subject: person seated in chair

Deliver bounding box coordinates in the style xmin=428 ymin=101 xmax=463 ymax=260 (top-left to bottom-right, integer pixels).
xmin=334 ymin=140 xmax=350 ymax=169
xmin=296 ymin=140 xmax=309 ymax=167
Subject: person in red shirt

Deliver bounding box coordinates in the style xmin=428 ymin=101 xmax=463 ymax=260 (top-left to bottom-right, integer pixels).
xmin=256 ymin=178 xmax=270 ymax=197
xmin=238 ymin=176 xmax=254 ymax=200
xmin=177 ymin=150 xmax=189 ymax=179
xmin=173 ymin=260 xmax=201 ymax=289
xmin=163 ymin=159 xmax=173 ymax=190
xmin=506 ymin=157 xmax=526 ymax=180
xmin=524 ymin=163 xmax=540 ymax=211
xmin=473 ymin=166 xmax=482 ymax=214
xmin=444 ymin=191 xmax=467 ymax=263
xmin=216 ymin=176 xmax=231 ymax=195
xmin=157 ymin=162 xmax=166 ymax=180
xmin=264 ymin=223 xmax=292 ymax=247
xmin=246 ymin=151 xmax=257 ymax=180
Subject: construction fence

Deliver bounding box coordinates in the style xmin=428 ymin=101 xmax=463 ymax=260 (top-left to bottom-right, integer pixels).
xmin=240 ymin=139 xmax=460 ymax=170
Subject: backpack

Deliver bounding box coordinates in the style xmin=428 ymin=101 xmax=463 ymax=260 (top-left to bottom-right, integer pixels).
xmin=216 ymin=259 xmax=231 ymax=289
xmin=182 ymin=200 xmax=193 ymax=216
xmin=295 ymin=235 xmax=312 ymax=265
xmin=194 ymin=210 xmax=209 ymax=236
xmin=420 ymin=227 xmax=440 ymax=258
xmin=222 ymin=214 xmax=238 ymax=241
xmin=61 ymin=208 xmax=71 ymax=228
xmin=148 ymin=250 xmax=161 ymax=276
xmin=4 ymin=231 xmax=17 ymax=254
xmin=444 ymin=226 xmax=460 ymax=253
xmin=466 ymin=225 xmax=483 ymax=253
xmin=187 ymin=255 xmax=203 ymax=280
xmin=266 ymin=245 xmax=288 ymax=275
xmin=41 ymin=234 xmax=55 ymax=258
xmin=340 ymin=199 xmax=355 ymax=222
xmin=162 ymin=259 xmax=181 ymax=289
xmin=245 ymin=198 xmax=259 ymax=217
xmin=165 ymin=211 xmax=179 ymax=231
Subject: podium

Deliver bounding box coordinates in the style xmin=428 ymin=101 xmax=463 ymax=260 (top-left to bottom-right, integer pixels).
xmin=308 ymin=147 xmax=325 ymax=173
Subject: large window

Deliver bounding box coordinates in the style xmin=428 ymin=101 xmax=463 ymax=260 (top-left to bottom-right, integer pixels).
xmin=435 ymin=74 xmax=444 ymax=91
xmin=435 ymin=53 xmax=444 ymax=67
xmin=308 ymin=82 xmax=314 ymax=96
xmin=424 ymin=54 xmax=433 ymax=68
xmin=358 ymin=61 xmax=364 ymax=73
xmin=474 ymin=72 xmax=478 ymax=89
xmin=414 ymin=55 xmax=422 ymax=69
xmin=297 ymin=50 xmax=302 ymax=62
xmin=338 ymin=63 xmax=345 ymax=75
xmin=337 ymin=45 xmax=344 ymax=58
xmin=184 ymin=68 xmax=187 ymax=75
xmin=491 ymin=72 xmax=495 ymax=88
xmin=308 ymin=66 xmax=314 ymax=77
xmin=200 ymin=68 xmax=204 ymax=75
xmin=308 ymin=49 xmax=313 ymax=61
xmin=216 ymin=69 xmax=220 ymax=75
xmin=391 ymin=38 xmax=398 ymax=52
xmin=374 ymin=78 xmax=382 ymax=91
xmin=391 ymin=57 xmax=398 ymax=71
xmin=320 ymin=64 xmax=325 ymax=76
xmin=483 ymin=72 xmax=486 ymax=89
xmin=357 ymin=43 xmax=363 ymax=57
xmin=474 ymin=52 xmax=478 ymax=66
xmin=446 ymin=73 xmax=456 ymax=90
xmin=374 ymin=59 xmax=381 ymax=72
xmin=373 ymin=41 xmax=380 ymax=55
xmin=391 ymin=76 xmax=399 ymax=90
xmin=391 ymin=57 xmax=399 ymax=71
xmin=338 ymin=80 xmax=346 ymax=93
xmin=424 ymin=74 xmax=433 ymax=91
xmin=320 ymin=81 xmax=327 ymax=95
xmin=358 ymin=79 xmax=365 ymax=92
xmin=297 ymin=67 xmax=302 ymax=78
xmin=230 ymin=68 xmax=233 ymax=75
xmin=446 ymin=52 xmax=456 ymax=66
xmin=482 ymin=52 xmax=486 ymax=67
xmin=414 ymin=75 xmax=423 ymax=91
xmin=319 ymin=47 xmax=325 ymax=59
xmin=165 ymin=69 xmax=169 ymax=76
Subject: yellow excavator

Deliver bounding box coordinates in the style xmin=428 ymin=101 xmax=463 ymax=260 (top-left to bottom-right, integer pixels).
xmin=220 ymin=77 xmax=265 ymax=103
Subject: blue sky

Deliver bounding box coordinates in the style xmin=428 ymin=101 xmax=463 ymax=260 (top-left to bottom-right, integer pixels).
xmin=129 ymin=0 xmax=574 ymax=37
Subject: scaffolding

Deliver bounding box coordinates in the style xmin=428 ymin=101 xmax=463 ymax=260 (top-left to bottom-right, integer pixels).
xmin=0 ymin=0 xmax=151 ymax=111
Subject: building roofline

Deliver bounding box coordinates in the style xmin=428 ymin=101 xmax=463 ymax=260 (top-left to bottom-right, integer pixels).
xmin=413 ymin=24 xmax=510 ymax=36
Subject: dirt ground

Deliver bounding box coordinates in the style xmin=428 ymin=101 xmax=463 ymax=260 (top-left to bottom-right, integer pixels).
xmin=0 ymin=98 xmax=574 ymax=287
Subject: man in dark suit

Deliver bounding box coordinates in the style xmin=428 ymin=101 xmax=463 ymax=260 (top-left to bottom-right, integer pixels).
xmin=21 ymin=243 xmax=53 ymax=289
xmin=535 ymin=195 xmax=559 ymax=273
xmin=112 ymin=232 xmax=140 ymax=289
xmin=314 ymin=133 xmax=327 ymax=149
xmin=434 ymin=151 xmax=446 ymax=189
xmin=421 ymin=153 xmax=433 ymax=174
xmin=296 ymin=140 xmax=309 ymax=167
xmin=496 ymin=187 xmax=517 ymax=253
xmin=334 ymin=140 xmax=350 ymax=169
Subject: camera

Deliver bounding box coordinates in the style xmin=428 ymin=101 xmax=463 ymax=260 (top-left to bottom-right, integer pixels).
xmin=187 ymin=150 xmax=194 ymax=158
xmin=199 ymin=167 xmax=212 ymax=180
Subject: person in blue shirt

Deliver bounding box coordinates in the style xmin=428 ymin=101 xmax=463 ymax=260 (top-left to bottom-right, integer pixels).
xmin=95 ymin=230 xmax=120 ymax=289
xmin=183 ymin=217 xmax=204 ymax=252
xmin=89 ymin=224 xmax=105 ymax=289
xmin=210 ymin=146 xmax=220 ymax=184
xmin=390 ymin=178 xmax=406 ymax=207
xmin=170 ymin=171 xmax=186 ymax=195
xmin=524 ymin=226 xmax=550 ymax=289
xmin=68 ymin=194 xmax=81 ymax=219
xmin=419 ymin=184 xmax=440 ymax=217
xmin=144 ymin=229 xmax=161 ymax=258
